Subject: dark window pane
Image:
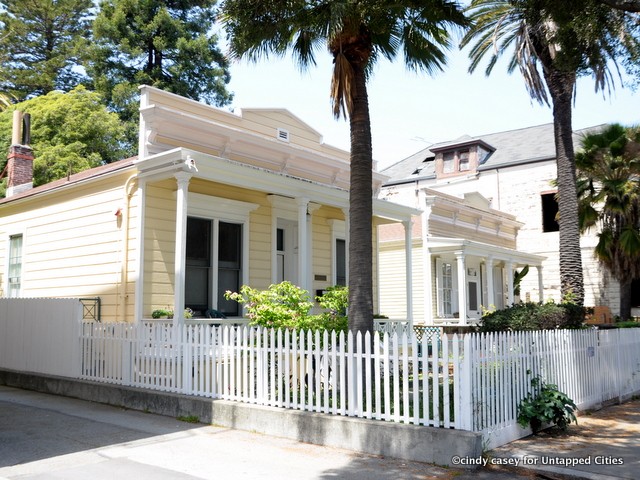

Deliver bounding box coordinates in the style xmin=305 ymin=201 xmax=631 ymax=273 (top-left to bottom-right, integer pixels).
xmin=336 ymin=238 xmax=346 ymax=286
xmin=541 ymin=193 xmax=559 ymax=232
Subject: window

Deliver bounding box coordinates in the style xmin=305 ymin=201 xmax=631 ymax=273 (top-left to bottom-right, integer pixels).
xmin=336 ymin=239 xmax=346 ymax=286
xmin=541 ymin=192 xmax=559 ymax=232
xmin=441 ymin=149 xmax=470 ymax=175
xmin=440 ymin=262 xmax=453 ymax=316
xmin=8 ymin=234 xmax=23 ymax=297
xmin=459 ymin=150 xmax=470 ymax=171
xmin=328 ymin=219 xmax=347 ymax=287
xmin=185 ymin=217 xmax=243 ymax=317
xmin=443 ymin=152 xmax=455 ymax=174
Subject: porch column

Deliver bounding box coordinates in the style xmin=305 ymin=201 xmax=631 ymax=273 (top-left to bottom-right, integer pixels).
xmin=296 ymin=197 xmax=310 ymax=292
xmin=403 ymin=218 xmax=414 ymax=327
xmin=174 ymin=172 xmax=192 ymax=327
xmin=506 ymin=260 xmax=514 ymax=306
xmin=537 ymin=265 xmax=544 ymax=302
xmin=422 ymin=204 xmax=433 ymax=324
xmin=134 ymin=179 xmax=147 ymax=322
xmin=486 ymin=255 xmax=495 ymax=310
xmin=456 ymin=252 xmax=468 ymax=325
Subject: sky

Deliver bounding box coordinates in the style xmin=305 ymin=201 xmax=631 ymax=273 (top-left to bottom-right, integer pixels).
xmin=224 ymin=47 xmax=639 ymax=171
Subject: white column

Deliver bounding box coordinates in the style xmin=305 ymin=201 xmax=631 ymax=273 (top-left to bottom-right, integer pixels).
xmin=422 ymin=205 xmax=433 ymax=324
xmin=506 ymin=260 xmax=515 ymax=306
xmin=403 ymin=218 xmax=414 ymax=327
xmin=456 ymin=252 xmax=467 ymax=325
xmin=537 ymin=265 xmax=544 ymax=302
xmin=134 ymin=179 xmax=147 ymax=322
xmin=296 ymin=197 xmax=310 ymax=292
xmin=174 ymin=172 xmax=192 ymax=327
xmin=486 ymin=255 xmax=494 ymax=310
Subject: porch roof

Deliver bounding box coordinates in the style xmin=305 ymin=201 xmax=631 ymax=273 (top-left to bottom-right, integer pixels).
xmin=426 ymin=236 xmax=545 ymax=267
xmin=134 ymin=147 xmax=419 ymax=224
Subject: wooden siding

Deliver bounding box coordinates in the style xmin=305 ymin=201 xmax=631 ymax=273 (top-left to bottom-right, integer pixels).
xmin=142 ymin=180 xmax=347 ymax=316
xmin=378 ymin=240 xmax=424 ymax=322
xmin=0 ymin=170 xmax=139 ymax=322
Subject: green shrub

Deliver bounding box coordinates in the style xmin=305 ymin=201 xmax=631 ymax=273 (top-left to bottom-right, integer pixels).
xmin=615 ymin=320 xmax=640 ymax=328
xmin=478 ymin=301 xmax=587 ymax=332
xmin=224 ymin=282 xmax=313 ymax=329
xmin=517 ymin=375 xmax=577 ymax=433
xmin=224 ymin=282 xmax=348 ymax=333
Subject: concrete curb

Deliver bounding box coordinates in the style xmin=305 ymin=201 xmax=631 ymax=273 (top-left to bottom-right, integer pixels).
xmin=0 ymin=368 xmax=482 ymax=468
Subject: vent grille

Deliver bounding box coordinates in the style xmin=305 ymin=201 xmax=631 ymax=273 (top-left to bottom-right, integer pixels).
xmin=277 ymin=128 xmax=290 ymax=142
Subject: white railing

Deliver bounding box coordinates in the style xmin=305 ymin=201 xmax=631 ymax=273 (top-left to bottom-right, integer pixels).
xmin=80 ymin=321 xmax=463 ymax=428
xmin=77 ymin=323 xmax=640 ymax=447
xmin=3 ymin=298 xmax=639 ymax=450
xmin=466 ymin=328 xmax=640 ymax=448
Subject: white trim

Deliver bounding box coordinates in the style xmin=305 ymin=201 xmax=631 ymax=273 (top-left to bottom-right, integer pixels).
xmin=135 ymin=179 xmax=147 ymax=322
xmin=5 ymin=231 xmax=25 ymax=298
xmin=189 ymin=192 xmax=259 ymax=221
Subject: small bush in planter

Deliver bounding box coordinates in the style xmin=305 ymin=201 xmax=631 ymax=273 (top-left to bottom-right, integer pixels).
xmin=151 ymin=308 xmax=173 ymax=319
xmin=517 ymin=375 xmax=577 ymax=433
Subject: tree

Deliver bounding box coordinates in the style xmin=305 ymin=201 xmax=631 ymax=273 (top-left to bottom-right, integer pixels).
xmin=221 ymin=0 xmax=468 ymax=334
xmin=87 ymin=0 xmax=233 ymax=155
xmin=0 ymin=0 xmax=93 ymax=100
xmin=461 ymin=0 xmax=640 ymax=306
xmin=0 ymin=86 xmax=127 ymax=194
xmin=577 ymin=124 xmax=640 ymax=320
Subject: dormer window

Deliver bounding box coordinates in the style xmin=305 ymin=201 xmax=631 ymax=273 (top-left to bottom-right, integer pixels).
xmin=440 ymin=149 xmax=470 ymax=175
xmin=431 ymin=139 xmax=494 ymax=180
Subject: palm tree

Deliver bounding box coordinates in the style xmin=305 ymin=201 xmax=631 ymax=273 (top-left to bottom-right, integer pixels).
xmin=577 ymin=124 xmax=640 ymax=320
xmin=221 ymin=0 xmax=468 ymax=334
xmin=460 ymin=0 xmax=639 ymax=306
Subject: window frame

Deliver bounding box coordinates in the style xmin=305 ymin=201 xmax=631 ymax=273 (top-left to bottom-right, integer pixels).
xmin=186 ymin=193 xmax=257 ymax=316
xmin=7 ymin=233 xmax=24 ymax=298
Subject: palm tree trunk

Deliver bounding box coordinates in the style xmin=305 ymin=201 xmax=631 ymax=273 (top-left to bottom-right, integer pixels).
xmin=348 ymin=62 xmax=374 ymax=335
xmin=544 ymin=68 xmax=585 ymax=306
xmin=620 ymin=278 xmax=632 ymax=320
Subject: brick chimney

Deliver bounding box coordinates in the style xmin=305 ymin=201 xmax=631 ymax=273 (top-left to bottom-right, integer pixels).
xmin=6 ymin=110 xmax=34 ymax=197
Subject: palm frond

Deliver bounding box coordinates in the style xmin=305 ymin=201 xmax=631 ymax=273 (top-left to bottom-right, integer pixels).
xmin=330 ymin=51 xmax=354 ymax=119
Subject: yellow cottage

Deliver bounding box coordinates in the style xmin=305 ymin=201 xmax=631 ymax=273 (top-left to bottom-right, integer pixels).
xmin=0 ymin=86 xmax=417 ymax=323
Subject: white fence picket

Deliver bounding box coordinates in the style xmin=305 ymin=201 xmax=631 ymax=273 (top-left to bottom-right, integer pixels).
xmin=4 ymin=299 xmax=640 ymax=451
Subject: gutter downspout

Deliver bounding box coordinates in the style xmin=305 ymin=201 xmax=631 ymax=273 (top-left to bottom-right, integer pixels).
xmin=117 ymin=174 xmax=138 ymax=322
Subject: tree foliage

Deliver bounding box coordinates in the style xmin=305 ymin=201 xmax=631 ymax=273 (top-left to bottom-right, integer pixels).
xmin=461 ymin=0 xmax=640 ymax=306
xmin=0 ymin=86 xmax=127 ymax=193
xmin=87 ymin=0 xmax=232 ymax=142
xmin=577 ymin=124 xmax=640 ymax=319
xmin=0 ymin=0 xmax=93 ymax=100
xmin=222 ymin=0 xmax=467 ymax=334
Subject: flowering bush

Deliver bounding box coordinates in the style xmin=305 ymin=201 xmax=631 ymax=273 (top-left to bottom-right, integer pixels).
xmin=224 ymin=282 xmax=348 ymax=333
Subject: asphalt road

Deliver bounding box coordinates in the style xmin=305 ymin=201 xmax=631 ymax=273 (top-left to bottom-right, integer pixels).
xmin=0 ymin=385 xmax=533 ymax=480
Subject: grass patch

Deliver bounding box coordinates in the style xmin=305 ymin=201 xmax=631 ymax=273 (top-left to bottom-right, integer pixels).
xmin=177 ymin=415 xmax=200 ymax=423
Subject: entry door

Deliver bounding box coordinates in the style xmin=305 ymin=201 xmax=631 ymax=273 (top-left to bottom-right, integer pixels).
xmin=467 ymin=265 xmax=481 ymax=320
xmin=276 ymin=220 xmax=298 ymax=284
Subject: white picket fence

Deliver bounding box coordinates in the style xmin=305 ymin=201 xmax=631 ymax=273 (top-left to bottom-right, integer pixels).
xmin=2 ymin=296 xmax=640 ymax=450
xmin=77 ymin=321 xmax=640 ymax=448
xmin=80 ymin=321 xmax=463 ymax=428
xmin=467 ymin=328 xmax=640 ymax=448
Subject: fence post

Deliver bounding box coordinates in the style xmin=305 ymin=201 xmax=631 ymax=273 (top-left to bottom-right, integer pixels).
xmin=456 ymin=333 xmax=473 ymax=431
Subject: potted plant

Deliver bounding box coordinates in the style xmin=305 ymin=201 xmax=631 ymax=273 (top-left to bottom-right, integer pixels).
xmin=151 ymin=308 xmax=173 ymax=319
